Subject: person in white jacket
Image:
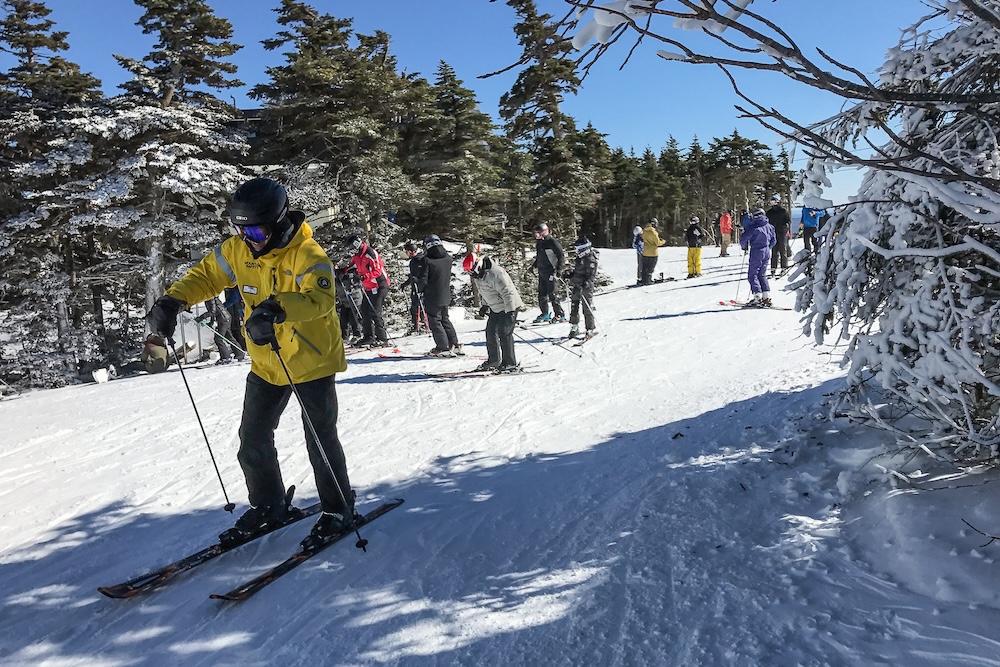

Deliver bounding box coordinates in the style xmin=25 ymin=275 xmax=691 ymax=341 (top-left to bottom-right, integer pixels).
xmin=463 ymin=251 xmax=525 ymax=373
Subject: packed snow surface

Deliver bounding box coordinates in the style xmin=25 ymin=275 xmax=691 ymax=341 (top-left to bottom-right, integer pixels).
xmin=3 ymin=247 xmax=1000 ymax=666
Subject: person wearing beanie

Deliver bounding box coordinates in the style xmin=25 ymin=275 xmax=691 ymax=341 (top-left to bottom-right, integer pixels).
xmin=145 ymin=177 xmax=358 ymax=550
xmin=567 ymin=236 xmax=599 ymax=338
xmin=423 ymin=235 xmax=463 ymax=356
xmin=718 ymin=210 xmax=733 ymax=257
xmin=463 ymin=252 xmax=524 ymax=372
xmin=766 ymin=194 xmax=791 ymax=276
xmin=685 ymin=215 xmax=708 ymax=278
xmin=398 ymin=241 xmax=428 ymax=336
xmin=631 ymin=225 xmax=644 ymax=285
xmin=739 ymin=207 xmax=777 ymax=307
xmin=347 ymin=234 xmax=391 ymax=346
xmin=640 ymin=218 xmax=666 ymax=285
xmin=531 ymin=223 xmax=566 ymax=324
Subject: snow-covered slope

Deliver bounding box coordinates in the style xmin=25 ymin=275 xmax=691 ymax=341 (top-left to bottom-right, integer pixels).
xmin=3 ymin=247 xmax=999 ymax=666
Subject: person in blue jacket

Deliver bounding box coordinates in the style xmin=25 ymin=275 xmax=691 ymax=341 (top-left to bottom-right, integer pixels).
xmin=800 ymin=206 xmax=824 ymax=255
xmin=739 ymin=208 xmax=777 ymax=307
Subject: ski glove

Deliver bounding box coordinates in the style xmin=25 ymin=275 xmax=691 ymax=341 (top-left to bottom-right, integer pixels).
xmin=245 ymin=298 xmax=286 ymax=347
xmin=548 ymin=274 xmax=556 ymax=282
xmin=147 ymin=295 xmax=185 ymax=339
xmin=479 ymin=305 xmax=490 ymax=318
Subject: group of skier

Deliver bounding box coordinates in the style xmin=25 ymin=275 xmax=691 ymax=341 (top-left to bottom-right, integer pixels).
xmin=142 ymin=173 xmax=825 ymax=551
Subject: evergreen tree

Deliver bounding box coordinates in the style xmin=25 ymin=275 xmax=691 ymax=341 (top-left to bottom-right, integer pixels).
xmin=250 ymin=0 xmax=421 ymax=249
xmin=401 ymin=61 xmax=504 ymax=243
xmin=499 ymin=0 xmax=601 ymax=244
xmin=1 ymin=0 xmax=249 ymax=386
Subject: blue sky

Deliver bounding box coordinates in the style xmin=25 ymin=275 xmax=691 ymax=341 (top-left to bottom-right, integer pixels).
xmin=39 ymin=1 xmax=927 ymax=204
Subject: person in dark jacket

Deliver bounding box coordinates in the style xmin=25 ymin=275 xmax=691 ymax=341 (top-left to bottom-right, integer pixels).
xmin=421 ymin=235 xmax=463 ymax=356
xmin=334 ymin=263 xmax=363 ymax=343
xmin=567 ymin=236 xmax=599 ymax=338
xmin=398 ymin=241 xmax=428 ymax=336
xmin=685 ymin=216 xmax=709 ymax=278
xmin=766 ymin=194 xmax=791 ymax=276
xmin=347 ymin=235 xmax=391 ymax=346
xmin=531 ymin=223 xmax=566 ymax=323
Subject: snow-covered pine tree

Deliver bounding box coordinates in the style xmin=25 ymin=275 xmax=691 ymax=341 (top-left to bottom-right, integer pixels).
xmin=794 ymin=5 xmax=1000 ymax=458
xmin=1 ymin=0 xmax=250 ymax=386
xmin=0 ymin=0 xmax=104 ymax=387
xmin=562 ymin=0 xmax=1000 ymax=458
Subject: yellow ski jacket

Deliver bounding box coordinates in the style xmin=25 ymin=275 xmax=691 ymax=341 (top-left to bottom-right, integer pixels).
xmin=642 ymin=224 xmax=666 ymax=257
xmin=165 ymin=217 xmax=346 ymax=385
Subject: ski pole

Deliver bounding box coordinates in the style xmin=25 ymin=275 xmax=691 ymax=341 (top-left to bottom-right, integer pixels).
xmin=415 ymin=291 xmax=432 ymax=334
xmin=166 ymin=336 xmax=236 ymax=514
xmin=736 ymin=248 xmax=748 ymax=303
xmin=512 ymin=327 xmax=546 ymax=355
xmin=269 ymin=339 xmax=369 ymax=552
xmin=517 ymin=325 xmax=583 ymax=358
xmin=581 ymin=294 xmax=601 ymax=333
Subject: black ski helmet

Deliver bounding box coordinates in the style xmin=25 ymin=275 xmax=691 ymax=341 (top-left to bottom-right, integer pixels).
xmin=229 ymin=178 xmax=289 ymax=230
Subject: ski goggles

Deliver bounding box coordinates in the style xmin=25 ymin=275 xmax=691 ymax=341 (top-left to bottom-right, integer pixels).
xmin=234 ymin=224 xmax=271 ymax=242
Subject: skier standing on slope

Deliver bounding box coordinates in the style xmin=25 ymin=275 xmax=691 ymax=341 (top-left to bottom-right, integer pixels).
xmin=739 ymin=207 xmax=777 ymax=308
xmin=423 ymin=234 xmax=463 ymax=357
xmin=685 ymin=215 xmax=708 ymax=278
xmin=766 ymin=194 xmax=791 ymax=276
xmin=464 ymin=251 xmax=524 ymax=372
xmin=531 ymin=223 xmax=566 ymax=323
xmin=334 ymin=262 xmax=363 ymax=344
xmin=146 ymin=177 xmax=357 ymax=551
xmin=567 ymin=236 xmax=599 ymax=338
xmin=347 ymin=234 xmax=391 ymax=347
xmin=631 ymin=225 xmax=644 ymax=285
xmin=718 ymin=210 xmax=732 ymax=257
xmin=398 ymin=241 xmax=427 ymax=336
xmin=640 ymin=218 xmax=667 ymax=284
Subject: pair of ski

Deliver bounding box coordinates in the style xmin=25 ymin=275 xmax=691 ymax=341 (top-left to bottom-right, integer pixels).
xmin=551 ymin=332 xmax=598 ymax=348
xmin=345 ymin=345 xmax=397 ymax=356
xmin=425 ymin=365 xmax=553 ymax=380
xmin=98 ymin=494 xmax=403 ymax=602
xmin=719 ymin=299 xmax=793 ymax=311
xmin=378 ymin=352 xmax=487 ymax=360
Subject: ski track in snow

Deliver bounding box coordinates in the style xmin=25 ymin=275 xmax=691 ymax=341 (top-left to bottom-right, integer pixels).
xmin=3 ymin=248 xmax=1000 ymax=665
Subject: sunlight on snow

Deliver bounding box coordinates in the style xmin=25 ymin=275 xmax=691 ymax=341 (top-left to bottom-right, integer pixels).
xmin=666 ymin=444 xmax=774 ymax=469
xmin=340 ymin=565 xmax=608 ymax=660
xmin=4 ymin=641 xmax=133 ymax=667
xmin=168 ymin=632 xmax=254 ymax=654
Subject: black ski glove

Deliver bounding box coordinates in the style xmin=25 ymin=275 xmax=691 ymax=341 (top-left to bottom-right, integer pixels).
xmin=478 ymin=304 xmax=490 ymax=318
xmin=147 ymin=295 xmax=185 ymax=339
xmin=245 ymin=298 xmax=286 ymax=347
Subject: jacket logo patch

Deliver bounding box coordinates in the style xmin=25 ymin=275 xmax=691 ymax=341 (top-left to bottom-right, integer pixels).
xmin=318 ymin=277 xmax=331 ymax=289
xmin=244 ymin=260 xmax=261 ymax=269
xmin=242 ymin=285 xmax=259 ymax=295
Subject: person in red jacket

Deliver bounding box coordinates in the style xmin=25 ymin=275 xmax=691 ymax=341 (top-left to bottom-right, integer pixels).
xmin=718 ymin=210 xmax=733 ymax=257
xmin=346 ymin=234 xmax=391 ymax=346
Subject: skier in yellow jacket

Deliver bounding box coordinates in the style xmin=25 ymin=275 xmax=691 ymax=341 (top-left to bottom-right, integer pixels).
xmin=640 ymin=218 xmax=667 ymax=284
xmin=146 ymin=177 xmax=355 ymax=551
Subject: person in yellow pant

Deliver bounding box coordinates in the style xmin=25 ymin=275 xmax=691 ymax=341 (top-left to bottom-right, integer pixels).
xmin=685 ymin=215 xmax=708 ymax=278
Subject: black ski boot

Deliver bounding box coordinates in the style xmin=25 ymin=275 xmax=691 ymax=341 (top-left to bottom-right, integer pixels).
xmin=219 ymin=486 xmax=301 ymax=547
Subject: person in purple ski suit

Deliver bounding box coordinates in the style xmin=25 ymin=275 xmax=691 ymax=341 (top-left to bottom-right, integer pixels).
xmin=739 ymin=207 xmax=777 ymax=307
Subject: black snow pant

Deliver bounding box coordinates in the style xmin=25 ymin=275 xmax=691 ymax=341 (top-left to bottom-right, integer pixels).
xmin=238 ymin=372 xmax=353 ymax=516
xmin=361 ymin=286 xmax=389 ymax=343
xmin=485 ymin=310 xmax=517 ymax=366
xmin=426 ymin=303 xmax=459 ymax=351
xmin=570 ymin=280 xmax=596 ymax=330
xmin=640 ymin=255 xmax=659 ymax=284
xmin=337 ymin=299 xmax=362 ymax=339
xmin=210 ymin=306 xmax=243 ymax=361
xmin=408 ymin=290 xmax=424 ymax=331
xmin=537 ymin=273 xmax=564 ymax=317
xmin=803 ymin=228 xmax=820 ymax=254
xmin=770 ymin=236 xmax=789 ymax=272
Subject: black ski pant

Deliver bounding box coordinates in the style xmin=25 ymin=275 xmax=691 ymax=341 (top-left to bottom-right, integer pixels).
xmin=640 ymin=255 xmax=659 ymax=284
xmin=361 ymin=286 xmax=389 ymax=343
xmin=210 ymin=306 xmax=243 ymax=361
xmin=770 ymin=237 xmax=789 ymax=271
xmin=537 ymin=273 xmax=564 ymax=317
xmin=426 ymin=303 xmax=458 ymax=351
xmin=238 ymin=371 xmax=353 ymax=516
xmin=803 ymin=228 xmax=820 ymax=254
xmin=337 ymin=300 xmax=362 ymax=339
xmin=485 ymin=310 xmax=517 ymax=366
xmin=408 ymin=290 xmax=424 ymax=331
xmin=570 ymin=280 xmax=596 ymax=330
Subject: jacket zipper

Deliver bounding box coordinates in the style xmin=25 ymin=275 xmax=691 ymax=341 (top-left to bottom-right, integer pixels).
xmin=291 ymin=327 xmax=321 ymax=355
